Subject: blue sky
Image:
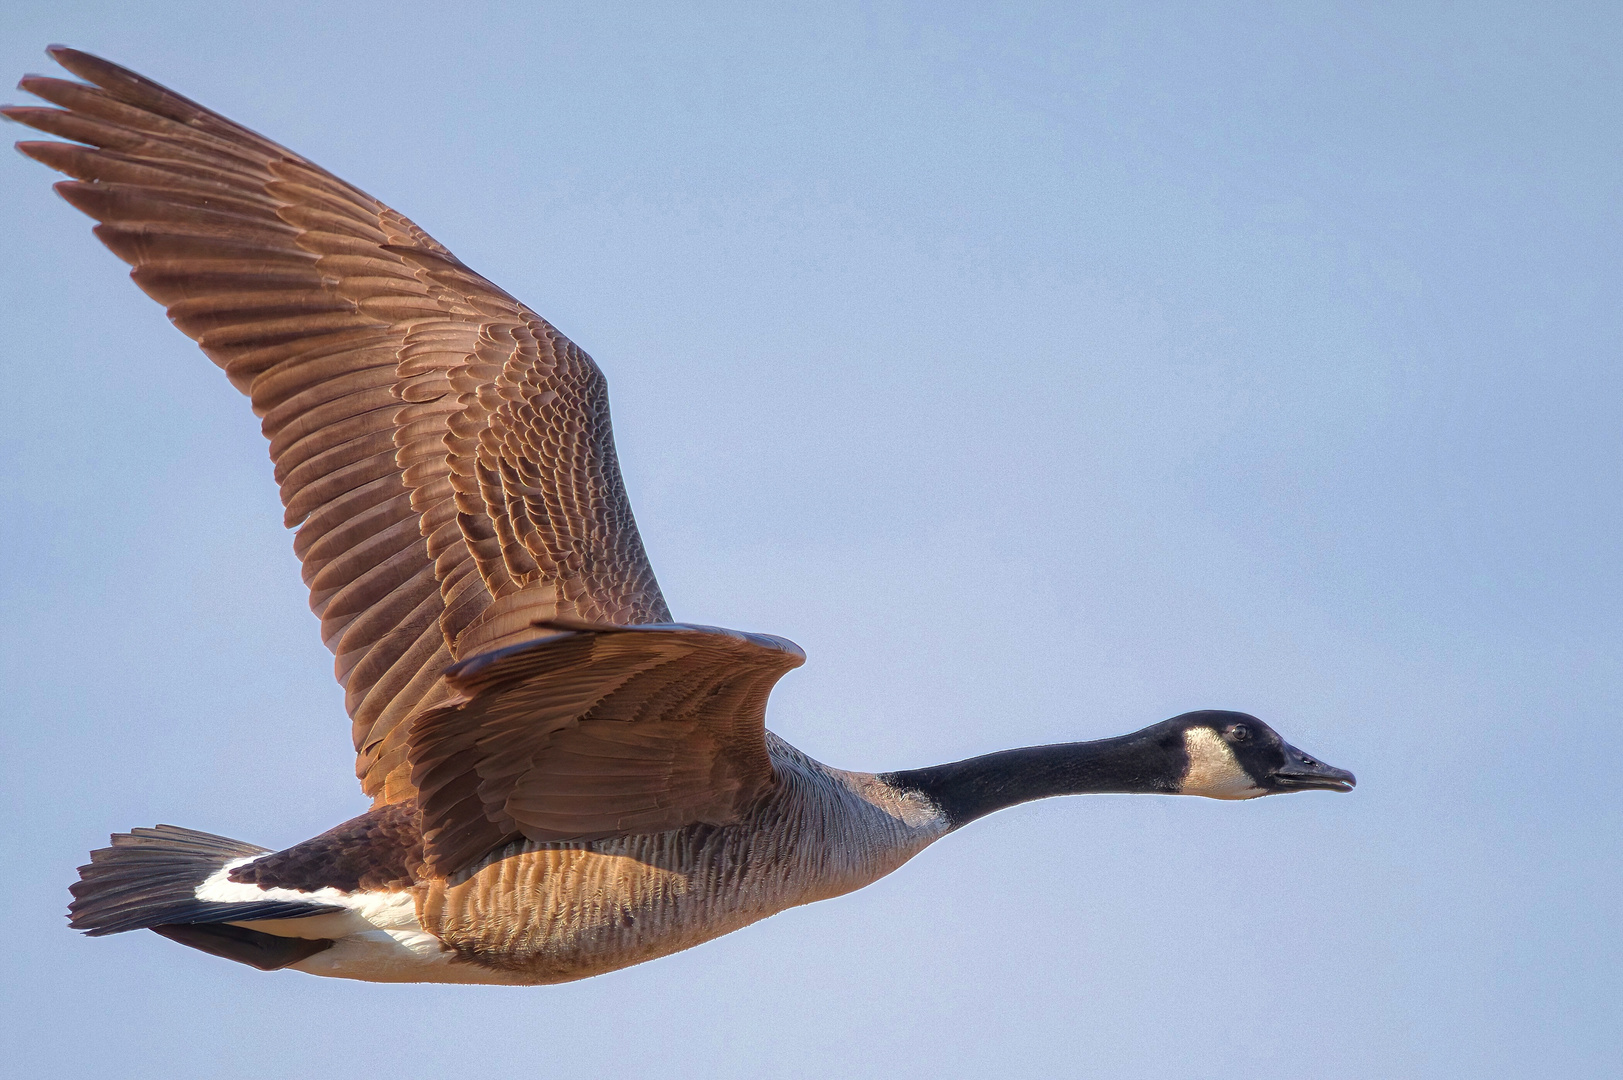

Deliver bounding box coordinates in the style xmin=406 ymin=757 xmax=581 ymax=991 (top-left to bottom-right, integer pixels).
xmin=1 ymin=4 xmax=1618 ymax=1077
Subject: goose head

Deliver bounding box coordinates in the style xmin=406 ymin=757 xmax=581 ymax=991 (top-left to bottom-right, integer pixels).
xmin=1170 ymin=710 xmax=1356 ymax=800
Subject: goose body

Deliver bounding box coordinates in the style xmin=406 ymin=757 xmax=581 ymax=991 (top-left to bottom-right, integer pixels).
xmin=7 ymin=48 xmax=1355 ymax=986
xmin=182 ymin=735 xmax=945 ymax=985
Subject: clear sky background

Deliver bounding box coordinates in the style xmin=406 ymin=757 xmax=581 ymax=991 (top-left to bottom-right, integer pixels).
xmin=1 ymin=4 xmax=1618 ymax=1078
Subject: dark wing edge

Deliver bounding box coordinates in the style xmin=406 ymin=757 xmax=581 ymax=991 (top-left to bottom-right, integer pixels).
xmin=408 ymin=623 xmax=806 ymax=876
xmin=4 ymin=47 xmax=671 ymax=801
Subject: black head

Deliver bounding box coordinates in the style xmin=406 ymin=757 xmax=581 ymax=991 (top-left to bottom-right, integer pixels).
xmin=1165 ymin=710 xmax=1356 ymax=799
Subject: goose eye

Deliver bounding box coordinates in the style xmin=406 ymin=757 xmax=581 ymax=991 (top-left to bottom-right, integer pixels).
xmin=1227 ymin=724 xmax=1251 ymax=743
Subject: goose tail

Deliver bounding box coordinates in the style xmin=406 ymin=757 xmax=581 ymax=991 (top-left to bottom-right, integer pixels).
xmin=69 ymin=825 xmax=339 ymax=971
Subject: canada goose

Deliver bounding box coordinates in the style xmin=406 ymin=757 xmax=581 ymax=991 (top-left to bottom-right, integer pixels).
xmin=7 ymin=47 xmax=1355 ymax=986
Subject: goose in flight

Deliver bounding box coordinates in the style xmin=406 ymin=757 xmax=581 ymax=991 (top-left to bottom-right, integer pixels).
xmin=6 ymin=47 xmax=1355 ymax=985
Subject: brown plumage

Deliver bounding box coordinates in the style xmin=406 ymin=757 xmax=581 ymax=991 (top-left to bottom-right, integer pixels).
xmin=410 ymin=622 xmax=805 ymax=875
xmin=6 ymin=46 xmax=669 ymax=806
xmin=16 ymin=48 xmax=1355 ymax=985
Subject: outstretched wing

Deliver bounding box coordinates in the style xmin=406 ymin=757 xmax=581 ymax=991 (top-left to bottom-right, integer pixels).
xmin=409 ymin=622 xmax=805 ymax=876
xmin=4 ymin=48 xmax=671 ymax=802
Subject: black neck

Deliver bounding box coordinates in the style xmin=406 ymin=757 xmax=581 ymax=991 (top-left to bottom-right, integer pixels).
xmin=882 ymin=724 xmax=1184 ymax=830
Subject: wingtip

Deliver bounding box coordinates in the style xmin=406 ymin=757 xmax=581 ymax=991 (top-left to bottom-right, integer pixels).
xmin=9 ymin=46 xmax=88 ymax=101
xmin=45 ymin=44 xmax=93 ymax=66
xmin=13 ymin=140 xmax=63 ymax=167
xmin=42 ymin=46 xmax=104 ymax=81
xmin=38 ymin=46 xmax=158 ymax=100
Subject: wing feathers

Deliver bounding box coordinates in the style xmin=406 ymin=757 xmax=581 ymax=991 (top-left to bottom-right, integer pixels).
xmin=280 ymin=448 xmax=400 ymax=527
xmin=45 ymin=47 xmax=219 ymax=126
xmin=9 ymin=48 xmax=673 ymax=803
xmin=296 ymin=490 xmax=416 ymax=573
xmin=406 ymin=623 xmax=803 ymax=875
xmin=275 ymin=427 xmax=397 ymax=493
xmin=271 ymin=404 xmax=397 ymax=478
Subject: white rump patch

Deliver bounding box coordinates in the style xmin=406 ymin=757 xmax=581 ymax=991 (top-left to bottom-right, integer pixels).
xmin=1181 ymin=727 xmax=1265 ymax=800
xmin=195 ymin=855 xmax=419 ymax=938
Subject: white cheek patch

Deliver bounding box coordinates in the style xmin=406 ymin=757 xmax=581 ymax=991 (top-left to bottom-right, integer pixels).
xmin=1181 ymin=727 xmax=1265 ymax=800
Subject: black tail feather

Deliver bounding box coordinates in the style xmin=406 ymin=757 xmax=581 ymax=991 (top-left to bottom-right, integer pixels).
xmin=150 ymin=923 xmax=334 ymax=971
xmin=70 ymin=825 xmax=341 ymax=937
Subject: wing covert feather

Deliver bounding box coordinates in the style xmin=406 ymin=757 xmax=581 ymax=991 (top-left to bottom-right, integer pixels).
xmin=407 ymin=623 xmax=806 ymax=876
